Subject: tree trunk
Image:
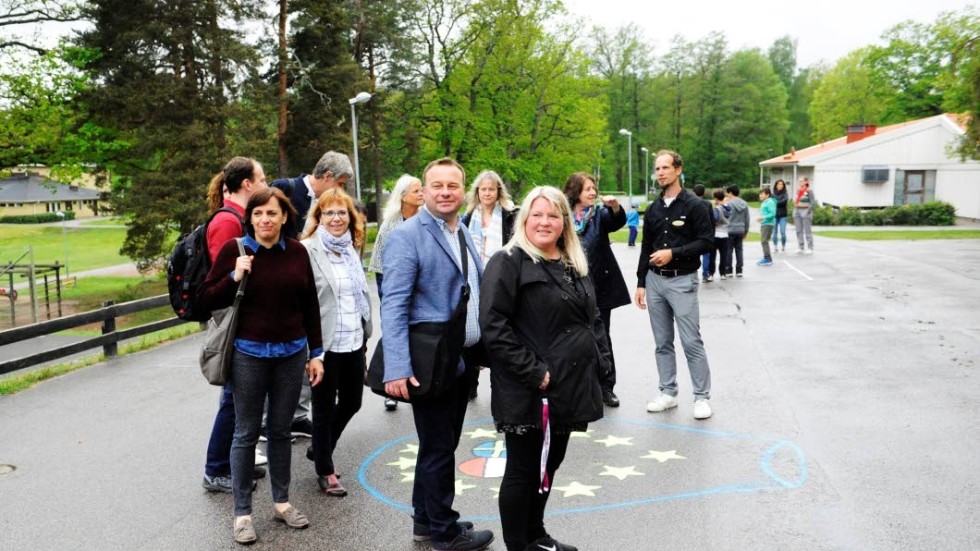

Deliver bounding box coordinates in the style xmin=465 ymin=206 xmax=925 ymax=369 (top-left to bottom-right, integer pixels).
xmin=276 ymin=0 xmax=289 ymax=178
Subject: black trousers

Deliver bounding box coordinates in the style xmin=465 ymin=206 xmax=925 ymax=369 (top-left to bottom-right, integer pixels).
xmin=599 ymin=307 xmax=616 ymax=392
xmin=410 ymin=349 xmax=478 ymax=543
xmin=311 ymin=349 xmax=365 ymax=477
xmin=499 ymin=428 xmax=572 ymax=551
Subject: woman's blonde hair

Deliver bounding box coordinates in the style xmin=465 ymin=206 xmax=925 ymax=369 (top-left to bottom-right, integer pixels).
xmin=464 ymin=170 xmax=515 ymax=216
xmin=504 ymin=186 xmax=588 ymax=277
xmin=382 ymin=174 xmax=422 ymax=222
xmin=302 ymin=188 xmax=365 ymax=248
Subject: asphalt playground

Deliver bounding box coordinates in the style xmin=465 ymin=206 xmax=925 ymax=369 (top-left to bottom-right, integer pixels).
xmin=1 ymin=231 xmax=978 ymax=551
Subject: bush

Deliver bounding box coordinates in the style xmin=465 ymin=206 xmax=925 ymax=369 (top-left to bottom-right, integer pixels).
xmin=0 ymin=211 xmax=77 ymax=224
xmin=741 ymin=188 xmax=761 ymax=202
xmin=811 ymin=201 xmax=956 ymax=226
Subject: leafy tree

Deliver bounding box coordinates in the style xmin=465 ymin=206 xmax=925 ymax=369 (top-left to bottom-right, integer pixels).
xmin=286 ymin=0 xmax=365 ymax=178
xmin=76 ymin=0 xmax=263 ymax=266
xmin=808 ymin=49 xmax=893 ymax=142
xmin=767 ymin=35 xmax=797 ymax=90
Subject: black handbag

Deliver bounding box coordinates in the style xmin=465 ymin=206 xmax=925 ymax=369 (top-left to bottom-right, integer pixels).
xmin=367 ymin=231 xmax=470 ymax=402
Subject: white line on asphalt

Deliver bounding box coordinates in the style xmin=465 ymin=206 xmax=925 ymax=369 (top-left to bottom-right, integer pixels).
xmin=782 ymin=260 xmax=814 ymax=281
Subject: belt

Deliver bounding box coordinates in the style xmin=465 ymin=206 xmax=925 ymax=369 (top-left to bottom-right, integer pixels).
xmin=653 ymin=268 xmax=696 ymax=278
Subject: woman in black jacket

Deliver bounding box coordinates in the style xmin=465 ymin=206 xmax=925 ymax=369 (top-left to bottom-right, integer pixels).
xmin=563 ymin=172 xmax=629 ymax=408
xmin=480 ymin=186 xmax=610 ymax=551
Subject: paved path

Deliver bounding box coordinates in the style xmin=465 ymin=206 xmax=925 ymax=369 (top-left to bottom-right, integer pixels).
xmin=1 ymin=233 xmax=978 ymax=550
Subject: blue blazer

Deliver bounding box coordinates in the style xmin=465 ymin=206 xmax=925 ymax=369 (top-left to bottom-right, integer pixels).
xmin=380 ymin=208 xmax=483 ymax=382
xmin=271 ymin=175 xmax=312 ymax=234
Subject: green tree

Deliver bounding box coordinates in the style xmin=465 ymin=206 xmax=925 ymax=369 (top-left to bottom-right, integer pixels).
xmin=76 ymin=0 xmax=263 ymax=265
xmin=767 ymin=35 xmax=797 ymax=89
xmin=808 ymin=49 xmax=892 ymax=142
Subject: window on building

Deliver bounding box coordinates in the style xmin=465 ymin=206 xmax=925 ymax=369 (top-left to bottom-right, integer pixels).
xmin=862 ymin=166 xmax=889 ymax=183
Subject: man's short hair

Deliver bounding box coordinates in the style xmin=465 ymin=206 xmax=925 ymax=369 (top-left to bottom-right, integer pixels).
xmin=312 ymin=151 xmax=354 ymax=180
xmin=760 ymin=187 xmax=771 ymax=197
xmin=422 ymin=157 xmax=466 ymax=186
xmin=726 ymin=185 xmax=741 ymax=196
xmin=692 ymin=184 xmax=706 ymax=197
xmin=656 ymin=149 xmax=683 ymax=169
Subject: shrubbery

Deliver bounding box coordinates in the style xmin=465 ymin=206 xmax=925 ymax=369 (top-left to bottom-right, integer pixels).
xmin=0 ymin=212 xmax=78 ymax=224
xmin=811 ymin=201 xmax=956 ymax=226
xmin=740 ymin=188 xmax=761 ymax=202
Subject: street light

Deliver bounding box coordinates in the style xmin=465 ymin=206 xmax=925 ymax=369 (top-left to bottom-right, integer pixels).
xmin=640 ymin=146 xmax=650 ymax=199
xmin=348 ymin=91 xmax=372 ymax=202
xmin=55 ymin=211 xmax=68 ymax=279
xmin=618 ymin=129 xmax=632 ymax=204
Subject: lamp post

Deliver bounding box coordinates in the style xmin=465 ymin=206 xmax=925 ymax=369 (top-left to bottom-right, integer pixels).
xmin=348 ymin=91 xmax=372 ymax=202
xmin=640 ymin=146 xmax=650 ymax=199
xmin=618 ymin=128 xmax=632 ymax=204
xmin=55 ymin=211 xmax=68 ymax=279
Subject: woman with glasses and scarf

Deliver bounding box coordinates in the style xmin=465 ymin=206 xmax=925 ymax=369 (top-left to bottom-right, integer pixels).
xmin=300 ymin=188 xmax=373 ymax=497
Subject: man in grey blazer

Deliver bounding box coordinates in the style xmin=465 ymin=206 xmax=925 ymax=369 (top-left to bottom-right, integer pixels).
xmin=381 ymin=158 xmax=494 ymax=551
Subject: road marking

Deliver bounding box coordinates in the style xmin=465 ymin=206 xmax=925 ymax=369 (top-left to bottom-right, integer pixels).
xmin=782 ymin=260 xmax=814 ymax=281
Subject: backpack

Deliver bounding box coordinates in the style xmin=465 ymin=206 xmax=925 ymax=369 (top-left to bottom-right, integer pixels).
xmin=167 ymin=207 xmax=244 ymax=322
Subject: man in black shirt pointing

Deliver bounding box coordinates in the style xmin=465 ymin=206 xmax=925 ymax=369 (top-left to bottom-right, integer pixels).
xmin=634 ymin=150 xmax=716 ymax=420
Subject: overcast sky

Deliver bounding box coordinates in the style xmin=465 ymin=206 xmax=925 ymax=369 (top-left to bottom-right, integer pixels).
xmin=561 ymin=0 xmax=974 ymax=68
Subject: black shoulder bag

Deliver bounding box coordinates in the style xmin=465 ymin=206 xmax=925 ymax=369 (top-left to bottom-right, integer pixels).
xmin=366 ymin=231 xmax=470 ymax=402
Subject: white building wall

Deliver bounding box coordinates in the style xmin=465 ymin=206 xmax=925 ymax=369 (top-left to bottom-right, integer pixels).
xmin=809 ymin=121 xmax=979 ymax=211
xmin=936 ymin=167 xmax=980 ymax=220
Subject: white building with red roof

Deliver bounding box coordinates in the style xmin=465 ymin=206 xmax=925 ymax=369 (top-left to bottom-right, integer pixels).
xmin=759 ymin=114 xmax=979 ymax=220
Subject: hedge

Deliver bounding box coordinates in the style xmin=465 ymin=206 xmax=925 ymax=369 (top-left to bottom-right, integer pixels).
xmin=811 ymin=201 xmax=956 ymax=226
xmin=740 ymin=188 xmax=761 ymax=202
xmin=0 ymin=211 xmax=78 ymax=224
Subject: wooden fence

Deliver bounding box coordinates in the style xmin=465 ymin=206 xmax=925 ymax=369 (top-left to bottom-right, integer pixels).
xmin=0 ymin=295 xmax=190 ymax=376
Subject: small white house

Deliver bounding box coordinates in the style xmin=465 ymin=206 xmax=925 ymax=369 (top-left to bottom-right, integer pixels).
xmin=759 ymin=114 xmax=980 ymax=220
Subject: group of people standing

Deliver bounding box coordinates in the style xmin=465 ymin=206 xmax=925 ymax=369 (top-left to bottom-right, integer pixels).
xmin=193 ymin=148 xmax=723 ymax=551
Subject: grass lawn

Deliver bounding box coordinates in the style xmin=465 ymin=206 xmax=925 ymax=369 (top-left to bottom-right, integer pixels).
xmin=56 ymin=276 xmax=173 ymax=334
xmin=814 ymin=229 xmax=980 ymax=241
xmin=0 ymin=225 xmax=128 ymax=272
xmin=79 ymin=217 xmax=127 ymax=226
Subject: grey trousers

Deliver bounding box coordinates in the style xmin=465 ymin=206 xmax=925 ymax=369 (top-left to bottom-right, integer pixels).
xmin=230 ymin=348 xmax=306 ymax=516
xmin=760 ymin=225 xmax=773 ymax=259
xmin=644 ymin=271 xmax=711 ymax=399
xmin=794 ymin=209 xmax=813 ymax=250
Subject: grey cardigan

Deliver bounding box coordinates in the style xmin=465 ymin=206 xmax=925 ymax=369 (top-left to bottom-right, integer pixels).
xmin=301 ymin=236 xmax=374 ymax=349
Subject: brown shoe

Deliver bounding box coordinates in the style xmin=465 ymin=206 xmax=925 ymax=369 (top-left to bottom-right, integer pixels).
xmin=234 ymin=517 xmax=257 ymax=545
xmin=273 ymin=505 xmax=309 ymax=529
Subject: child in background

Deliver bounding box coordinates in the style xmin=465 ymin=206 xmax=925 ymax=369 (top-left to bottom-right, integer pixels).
xmin=756 ymin=187 xmax=775 ymax=266
xmin=709 ymin=188 xmax=731 ymax=280
xmin=692 ymin=184 xmax=714 ymax=282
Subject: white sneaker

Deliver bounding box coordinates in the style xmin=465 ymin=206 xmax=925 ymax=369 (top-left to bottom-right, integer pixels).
xmin=646 ymin=394 xmax=679 ymax=413
xmin=693 ymin=399 xmax=712 ymax=420
xmin=804 ymin=248 xmax=813 ymax=255
xmin=255 ymin=448 xmax=268 ymax=466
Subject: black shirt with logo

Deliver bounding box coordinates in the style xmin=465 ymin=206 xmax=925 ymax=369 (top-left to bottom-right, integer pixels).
xmin=636 ymin=188 xmax=715 ymax=286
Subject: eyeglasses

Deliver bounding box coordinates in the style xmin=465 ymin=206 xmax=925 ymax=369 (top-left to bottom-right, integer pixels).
xmin=321 ymin=210 xmax=349 ymax=219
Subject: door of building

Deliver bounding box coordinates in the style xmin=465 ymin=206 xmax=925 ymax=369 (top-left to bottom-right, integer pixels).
xmin=903 ymin=171 xmax=925 ymax=205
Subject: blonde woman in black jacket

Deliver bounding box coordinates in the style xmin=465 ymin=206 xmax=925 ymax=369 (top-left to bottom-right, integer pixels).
xmin=479 ymin=186 xmax=611 ymax=551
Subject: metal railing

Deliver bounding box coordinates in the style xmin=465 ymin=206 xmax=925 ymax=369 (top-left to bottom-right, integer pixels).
xmin=0 ymin=294 xmax=191 ymax=376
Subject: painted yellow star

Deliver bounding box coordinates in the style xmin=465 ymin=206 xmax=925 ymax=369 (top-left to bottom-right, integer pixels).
xmin=400 ymin=471 xmax=415 ymax=483
xmin=642 ymin=450 xmax=686 ymax=463
xmin=464 ymin=428 xmax=498 ymax=439
xmin=551 ymin=481 xmax=601 ymax=498
xmin=455 ymin=478 xmax=477 ymax=496
xmin=569 ymin=429 xmax=594 ymax=439
xmin=599 ymin=465 xmax=645 ymax=481
xmin=595 ymin=435 xmax=634 ymax=447
xmin=398 ymin=444 xmax=419 ymax=455
xmin=387 ymin=456 xmax=417 ymax=470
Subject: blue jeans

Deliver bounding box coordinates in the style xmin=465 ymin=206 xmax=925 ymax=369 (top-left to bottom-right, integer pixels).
xmin=644 ymin=272 xmax=711 ymax=399
xmin=700 ymin=253 xmax=711 ymax=279
xmin=230 ymin=348 xmax=306 ymax=516
xmin=727 ymin=232 xmax=745 ymax=275
xmin=627 ymin=226 xmax=638 ymax=246
xmin=204 ymin=383 xmax=235 ymax=477
xmin=773 ymin=216 xmax=788 ymax=247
